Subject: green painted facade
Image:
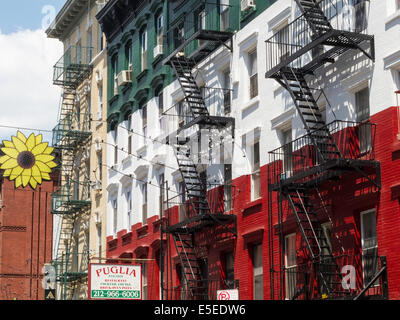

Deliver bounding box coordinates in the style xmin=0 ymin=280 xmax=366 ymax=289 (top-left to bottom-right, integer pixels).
xmin=103 ymin=0 xmax=277 ymax=130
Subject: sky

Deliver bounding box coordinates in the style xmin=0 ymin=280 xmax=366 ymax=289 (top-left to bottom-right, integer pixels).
xmin=0 ymin=1 xmax=67 ymax=144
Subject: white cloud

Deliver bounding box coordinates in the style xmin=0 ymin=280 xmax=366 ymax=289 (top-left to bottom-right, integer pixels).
xmin=0 ymin=28 xmax=63 ymax=143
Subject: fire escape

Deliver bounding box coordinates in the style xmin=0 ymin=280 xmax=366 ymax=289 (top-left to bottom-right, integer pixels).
xmin=266 ymin=0 xmax=387 ymax=299
xmin=50 ymin=45 xmax=93 ymax=300
xmin=161 ymin=1 xmax=237 ymax=300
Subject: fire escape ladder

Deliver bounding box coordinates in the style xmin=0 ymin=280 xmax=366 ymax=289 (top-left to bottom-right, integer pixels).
xmin=170 ymin=56 xmax=210 ymax=119
xmin=280 ymin=68 xmax=342 ymax=163
xmin=287 ymin=188 xmax=350 ymax=298
xmin=172 ymin=232 xmax=205 ymax=300
xmin=295 ymin=0 xmax=333 ymax=35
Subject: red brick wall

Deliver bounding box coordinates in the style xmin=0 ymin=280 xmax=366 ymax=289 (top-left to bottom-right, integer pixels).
xmin=0 ymin=173 xmax=56 ymax=300
xmin=106 ymin=106 xmax=400 ymax=300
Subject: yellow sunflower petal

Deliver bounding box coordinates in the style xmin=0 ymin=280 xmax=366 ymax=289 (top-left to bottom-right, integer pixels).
xmin=17 ymin=131 xmax=27 ymax=143
xmin=3 ymin=169 xmax=11 ymax=177
xmin=3 ymin=141 xmax=14 ymax=148
xmin=41 ymin=172 xmax=51 ymax=181
xmin=26 ymin=133 xmax=36 ymax=151
xmin=43 ymin=146 xmax=54 ymax=155
xmin=22 ymin=168 xmax=32 ymax=187
xmin=46 ymin=161 xmax=58 ymax=169
xmin=35 ymin=154 xmax=54 ymax=163
xmin=32 ymin=165 xmax=42 ymax=184
xmin=36 ymin=161 xmax=52 ymax=173
xmin=15 ymin=176 xmax=22 ymax=188
xmin=29 ymin=178 xmax=37 ymax=189
xmin=1 ymin=147 xmax=19 ymax=159
xmin=0 ymin=155 xmax=10 ymax=164
xmin=31 ymin=142 xmax=49 ymax=156
xmin=0 ymin=158 xmax=18 ymax=169
xmin=12 ymin=136 xmax=27 ymax=152
xmin=35 ymin=134 xmax=43 ymax=145
xmin=10 ymin=166 xmax=24 ymax=180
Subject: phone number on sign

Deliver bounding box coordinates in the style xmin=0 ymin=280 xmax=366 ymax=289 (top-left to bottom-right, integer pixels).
xmin=91 ymin=290 xmax=141 ymax=299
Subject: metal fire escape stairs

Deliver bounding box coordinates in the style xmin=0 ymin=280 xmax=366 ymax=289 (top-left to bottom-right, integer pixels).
xmin=50 ymin=46 xmax=92 ymax=300
xmin=266 ymin=0 xmax=379 ymax=299
xmin=164 ymin=48 xmax=236 ymax=299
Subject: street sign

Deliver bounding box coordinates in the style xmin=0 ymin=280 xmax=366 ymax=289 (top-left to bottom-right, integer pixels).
xmin=217 ymin=289 xmax=239 ymax=300
xmin=88 ymin=264 xmax=142 ymax=300
xmin=44 ymin=289 xmax=56 ymax=300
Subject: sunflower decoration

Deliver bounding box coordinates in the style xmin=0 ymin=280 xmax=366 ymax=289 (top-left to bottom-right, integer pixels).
xmin=0 ymin=131 xmax=57 ymax=189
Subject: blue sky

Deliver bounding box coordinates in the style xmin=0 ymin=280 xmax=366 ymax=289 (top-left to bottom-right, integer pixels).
xmin=0 ymin=0 xmax=66 ymax=34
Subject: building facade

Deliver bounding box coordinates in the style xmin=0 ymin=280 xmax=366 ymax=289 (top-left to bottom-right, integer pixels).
xmin=46 ymin=0 xmax=109 ymax=300
xmin=96 ymin=0 xmax=400 ymax=300
xmin=0 ymin=170 xmax=57 ymax=300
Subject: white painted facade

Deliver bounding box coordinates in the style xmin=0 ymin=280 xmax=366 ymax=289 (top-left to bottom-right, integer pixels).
xmin=106 ymin=0 xmax=400 ymax=238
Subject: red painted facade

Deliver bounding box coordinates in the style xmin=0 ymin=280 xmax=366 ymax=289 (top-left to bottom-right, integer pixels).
xmin=107 ymin=106 xmax=400 ymax=300
xmin=0 ymin=172 xmax=57 ymax=300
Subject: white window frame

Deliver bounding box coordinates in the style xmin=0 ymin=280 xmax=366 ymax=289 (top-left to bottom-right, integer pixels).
xmin=284 ymin=233 xmax=297 ymax=300
xmin=112 ymin=199 xmax=118 ymax=237
xmin=248 ymin=49 xmax=258 ymax=99
xmin=126 ymin=191 xmax=132 ymax=230
xmin=360 ymin=209 xmax=379 ymax=287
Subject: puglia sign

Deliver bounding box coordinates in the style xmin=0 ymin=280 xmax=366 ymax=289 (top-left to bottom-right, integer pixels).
xmin=89 ymin=264 xmax=141 ymax=300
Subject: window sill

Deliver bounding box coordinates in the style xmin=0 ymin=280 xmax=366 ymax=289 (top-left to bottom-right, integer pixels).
xmin=109 ymin=94 xmax=119 ymax=105
xmin=121 ymin=83 xmax=132 ymax=94
xmin=242 ymin=198 xmax=263 ymax=215
xmin=136 ymin=69 xmax=148 ymax=81
xmin=385 ymin=10 xmax=400 ymax=26
xmin=242 ymin=96 xmax=260 ymax=113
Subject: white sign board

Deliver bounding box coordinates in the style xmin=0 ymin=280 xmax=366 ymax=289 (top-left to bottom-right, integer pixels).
xmin=89 ymin=264 xmax=141 ymax=300
xmin=217 ymin=289 xmax=239 ymax=300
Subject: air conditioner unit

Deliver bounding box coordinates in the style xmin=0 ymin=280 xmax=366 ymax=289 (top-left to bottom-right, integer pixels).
xmin=241 ymin=0 xmax=255 ymax=11
xmin=117 ymin=70 xmax=132 ymax=86
xmin=95 ymin=70 xmax=103 ymax=84
xmin=94 ymin=139 xmax=102 ymax=152
xmin=153 ymin=45 xmax=164 ymax=58
xmin=93 ymin=180 xmax=102 ymax=191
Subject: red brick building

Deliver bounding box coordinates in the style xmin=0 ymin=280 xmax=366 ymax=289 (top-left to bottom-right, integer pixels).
xmin=0 ymin=171 xmax=57 ymax=300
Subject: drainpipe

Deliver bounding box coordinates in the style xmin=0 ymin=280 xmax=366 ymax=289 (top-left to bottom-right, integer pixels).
xmin=396 ymin=90 xmax=400 ymax=140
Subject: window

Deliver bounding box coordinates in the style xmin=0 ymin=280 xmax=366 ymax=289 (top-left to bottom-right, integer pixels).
xmin=76 ymin=40 xmax=82 ymax=64
xmin=141 ymin=30 xmax=147 ymax=71
xmin=158 ymin=91 xmax=164 ymax=134
xmin=112 ymin=55 xmax=118 ymax=95
xmin=320 ymin=223 xmax=334 ymax=296
xmin=97 ymin=152 xmax=102 ymax=181
xmin=224 ymin=164 xmax=232 ymax=211
xmin=177 ymin=100 xmax=186 ymax=128
xmin=96 ymin=223 xmax=102 ymax=258
xmin=285 ymin=234 xmax=297 ymax=300
xmin=142 ymin=183 xmax=148 ymax=225
xmin=355 ymin=87 xmax=371 ymax=153
xmin=142 ymin=263 xmax=148 ymax=299
xmin=361 ymin=209 xmax=378 ymax=286
xmin=142 ymin=104 xmax=147 ymax=145
xmin=249 ymin=50 xmax=258 ymax=99
xmin=87 ymin=28 xmax=92 ymax=62
xmin=98 ymin=26 xmax=104 ymax=52
xmin=222 ymin=69 xmax=231 ymax=114
xmin=74 ymin=167 xmax=80 ymax=200
xmin=126 ymin=191 xmax=132 ymax=230
xmin=125 ymin=42 xmax=132 ymax=70
xmin=113 ymin=199 xmax=118 ymax=237
xmin=73 ymin=233 xmax=79 ymax=271
xmin=156 ymin=14 xmax=163 ymax=46
xmin=86 ymin=96 xmax=91 ymax=131
xmin=127 ymin=115 xmax=132 ymax=155
xmin=397 ymin=0 xmax=400 ymax=11
xmin=196 ymin=7 xmax=206 ymax=46
xmin=174 ymin=23 xmax=184 ymax=50
xmin=276 ymin=26 xmax=290 ymax=63
xmin=113 ymin=126 xmax=118 ymax=165
xmin=251 ymin=140 xmax=261 ymax=200
xmin=178 ymin=181 xmax=186 ymax=222
xmin=355 ymin=0 xmax=368 ymax=32
xmin=220 ymin=0 xmax=230 ymax=31
xmin=159 ymin=173 xmax=165 ymax=217
xmin=252 ymin=244 xmax=263 ymax=300
xmin=224 ymin=251 xmax=234 ymax=289
xmin=76 ymin=105 xmax=81 ymax=130
xmin=282 ymin=129 xmax=293 ymax=176
xmin=98 ymin=84 xmax=103 ymax=120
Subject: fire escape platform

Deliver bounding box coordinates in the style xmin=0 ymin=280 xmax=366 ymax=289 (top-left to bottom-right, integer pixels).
xmin=265 ymin=29 xmax=374 ymax=79
xmin=270 ymin=158 xmax=380 ymax=192
xmin=163 ymin=29 xmax=233 ymax=67
xmin=165 ymin=213 xmax=236 ymax=234
xmin=177 ymin=114 xmax=235 ymax=134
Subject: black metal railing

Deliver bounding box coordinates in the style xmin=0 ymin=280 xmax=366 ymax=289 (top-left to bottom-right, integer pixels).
xmin=283 ymin=254 xmax=387 ymax=300
xmin=164 ymin=1 xmax=233 ymax=60
xmin=268 ymin=120 xmax=376 ymax=185
xmin=266 ymin=0 xmax=370 ymax=75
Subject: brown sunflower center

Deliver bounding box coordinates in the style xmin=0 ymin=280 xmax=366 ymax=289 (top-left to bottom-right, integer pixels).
xmin=17 ymin=151 xmax=36 ymax=169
